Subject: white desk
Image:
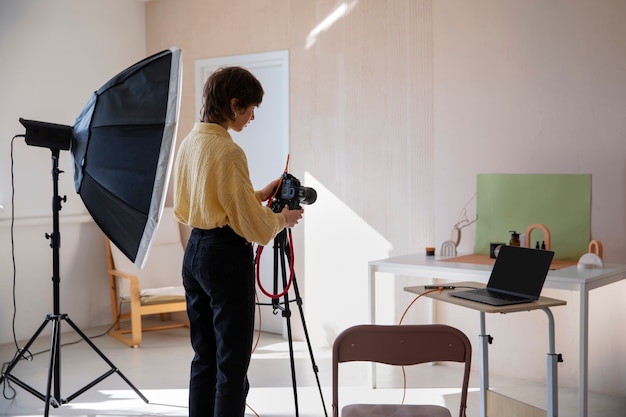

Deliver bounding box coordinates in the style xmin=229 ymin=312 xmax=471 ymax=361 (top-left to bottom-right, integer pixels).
xmin=368 ymin=253 xmax=626 ymax=417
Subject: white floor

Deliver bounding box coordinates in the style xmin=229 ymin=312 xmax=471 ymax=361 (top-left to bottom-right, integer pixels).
xmin=0 ymin=323 xmax=624 ymax=417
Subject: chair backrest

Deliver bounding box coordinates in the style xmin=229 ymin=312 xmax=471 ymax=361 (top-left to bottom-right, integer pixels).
xmin=332 ymin=324 xmax=472 ymax=417
xmin=108 ymin=207 xmax=185 ymax=297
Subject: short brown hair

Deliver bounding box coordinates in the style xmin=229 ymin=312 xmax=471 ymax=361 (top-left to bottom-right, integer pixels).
xmin=200 ymin=66 xmax=264 ymax=123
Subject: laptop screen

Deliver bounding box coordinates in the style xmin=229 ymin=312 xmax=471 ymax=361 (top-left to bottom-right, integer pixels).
xmin=488 ymin=245 xmax=555 ymax=298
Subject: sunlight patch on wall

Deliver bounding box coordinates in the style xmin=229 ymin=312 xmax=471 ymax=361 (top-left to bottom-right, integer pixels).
xmin=306 ymin=1 xmax=359 ymax=49
xmin=303 ymin=172 xmax=394 ymax=346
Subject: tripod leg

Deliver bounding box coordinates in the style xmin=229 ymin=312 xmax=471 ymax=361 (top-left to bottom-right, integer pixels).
xmin=289 ymin=276 xmax=328 ymax=417
xmin=62 ymin=315 xmax=149 ymax=403
xmin=0 ymin=319 xmax=49 ymax=383
xmin=282 ymin=299 xmax=300 ymax=417
xmin=0 ymin=318 xmax=51 ymax=402
xmin=264 ymin=230 xmax=328 ymax=417
xmin=44 ymin=315 xmax=63 ymax=416
xmin=277 ymin=234 xmax=300 ymax=417
xmin=283 ymin=230 xmax=328 ymax=417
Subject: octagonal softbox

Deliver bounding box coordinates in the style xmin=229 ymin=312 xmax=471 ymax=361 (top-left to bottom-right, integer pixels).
xmin=72 ymin=48 xmax=182 ymax=268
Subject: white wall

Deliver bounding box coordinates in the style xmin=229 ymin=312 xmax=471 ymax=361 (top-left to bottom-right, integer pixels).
xmin=0 ymin=0 xmax=146 ymax=343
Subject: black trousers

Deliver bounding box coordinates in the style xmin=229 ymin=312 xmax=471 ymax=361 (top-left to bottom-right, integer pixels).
xmin=182 ymin=226 xmax=255 ymax=417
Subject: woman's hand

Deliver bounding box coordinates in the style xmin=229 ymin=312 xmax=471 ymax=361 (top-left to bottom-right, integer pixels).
xmin=259 ymin=178 xmax=281 ymax=202
xmin=281 ymin=206 xmax=304 ymax=228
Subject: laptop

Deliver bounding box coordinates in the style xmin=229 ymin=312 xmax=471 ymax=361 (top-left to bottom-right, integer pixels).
xmin=450 ymin=245 xmax=554 ymax=306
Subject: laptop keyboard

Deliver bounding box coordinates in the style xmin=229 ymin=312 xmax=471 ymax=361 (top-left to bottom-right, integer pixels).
xmin=472 ymin=288 xmax=528 ymax=302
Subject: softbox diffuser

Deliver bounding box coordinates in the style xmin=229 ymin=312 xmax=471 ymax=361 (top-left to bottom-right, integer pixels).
xmin=72 ymin=47 xmax=182 ymax=269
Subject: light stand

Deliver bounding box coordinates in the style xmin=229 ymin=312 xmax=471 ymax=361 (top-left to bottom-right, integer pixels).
xmin=0 ymin=144 xmax=148 ymax=416
xmin=257 ymin=228 xmax=328 ymax=417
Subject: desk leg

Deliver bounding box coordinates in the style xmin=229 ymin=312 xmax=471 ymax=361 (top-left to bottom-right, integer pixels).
xmin=579 ymin=285 xmax=589 ymax=417
xmin=543 ymin=307 xmax=559 ymax=417
xmin=368 ymin=266 xmax=377 ymax=388
xmin=368 ymin=266 xmax=376 ymax=325
xmin=479 ymin=312 xmax=489 ymax=417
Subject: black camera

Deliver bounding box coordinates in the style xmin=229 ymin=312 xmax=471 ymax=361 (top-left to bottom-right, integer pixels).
xmin=271 ymin=172 xmax=317 ymax=212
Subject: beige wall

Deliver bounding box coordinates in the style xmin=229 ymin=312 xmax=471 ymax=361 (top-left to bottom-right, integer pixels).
xmin=145 ymin=0 xmax=626 ymax=397
xmin=146 ymin=0 xmax=436 ymax=336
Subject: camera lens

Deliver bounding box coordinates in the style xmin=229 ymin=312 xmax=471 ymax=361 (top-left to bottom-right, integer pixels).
xmin=299 ymin=187 xmax=317 ymax=205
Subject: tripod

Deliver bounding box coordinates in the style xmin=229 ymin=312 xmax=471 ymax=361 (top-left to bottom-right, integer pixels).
xmin=256 ymin=228 xmax=328 ymax=417
xmin=0 ymin=148 xmax=148 ymax=416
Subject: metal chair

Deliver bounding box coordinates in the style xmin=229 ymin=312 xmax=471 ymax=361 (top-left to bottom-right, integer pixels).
xmin=332 ymin=324 xmax=472 ymax=417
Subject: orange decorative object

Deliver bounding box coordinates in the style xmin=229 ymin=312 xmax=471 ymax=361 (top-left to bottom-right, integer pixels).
xmin=525 ymin=223 xmax=551 ymax=250
xmin=588 ymin=240 xmax=603 ymax=259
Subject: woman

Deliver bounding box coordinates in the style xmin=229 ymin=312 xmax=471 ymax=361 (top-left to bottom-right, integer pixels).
xmin=173 ymin=66 xmax=303 ymax=417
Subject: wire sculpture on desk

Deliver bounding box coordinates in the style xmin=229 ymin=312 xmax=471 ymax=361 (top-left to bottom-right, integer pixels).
xmin=450 ymin=193 xmax=478 ymax=251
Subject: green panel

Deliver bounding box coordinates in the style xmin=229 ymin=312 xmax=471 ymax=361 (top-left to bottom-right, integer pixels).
xmin=474 ymin=174 xmax=591 ymax=260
